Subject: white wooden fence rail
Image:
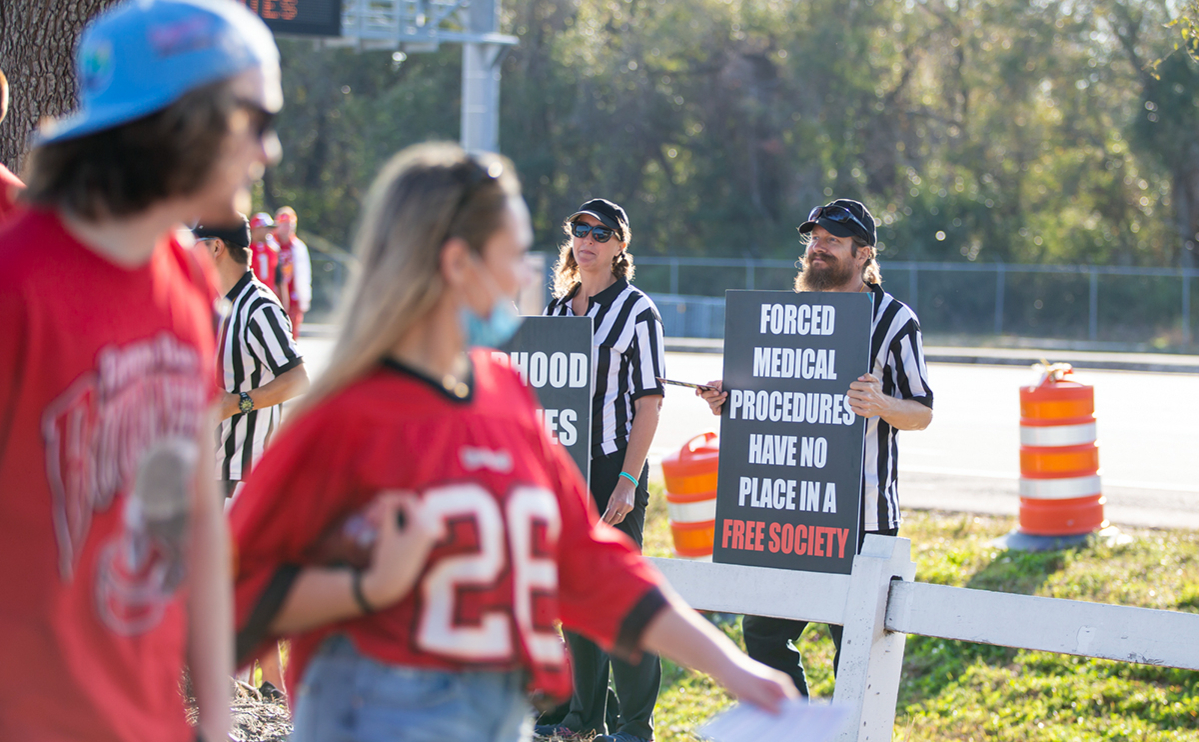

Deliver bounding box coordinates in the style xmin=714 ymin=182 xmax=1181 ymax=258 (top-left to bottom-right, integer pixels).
xmin=648 ymin=534 xmax=1199 ymax=742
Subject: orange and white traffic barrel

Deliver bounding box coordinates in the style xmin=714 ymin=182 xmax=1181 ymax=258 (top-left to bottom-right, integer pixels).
xmin=1018 ymin=364 xmax=1106 ymax=536
xmin=661 ymin=432 xmax=719 ymax=559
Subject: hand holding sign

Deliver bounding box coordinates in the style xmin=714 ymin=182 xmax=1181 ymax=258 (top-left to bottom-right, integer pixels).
xmin=696 ymin=379 xmax=727 ymax=416
xmin=846 ymin=372 xmax=887 ymax=418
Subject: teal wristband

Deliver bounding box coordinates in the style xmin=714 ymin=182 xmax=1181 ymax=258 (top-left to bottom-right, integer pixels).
xmin=619 ymin=471 xmax=639 ymax=488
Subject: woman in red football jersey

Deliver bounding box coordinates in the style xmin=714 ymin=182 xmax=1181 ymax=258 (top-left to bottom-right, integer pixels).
xmin=230 ymin=142 xmax=796 ymax=742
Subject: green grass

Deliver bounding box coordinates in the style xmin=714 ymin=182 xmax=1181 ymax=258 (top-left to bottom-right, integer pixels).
xmin=641 ymin=483 xmax=1199 ymax=741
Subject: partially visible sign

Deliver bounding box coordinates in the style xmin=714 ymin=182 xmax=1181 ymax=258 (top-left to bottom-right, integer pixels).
xmin=236 ymin=0 xmax=342 ymax=38
xmin=495 ymin=316 xmax=594 ymax=486
xmin=712 ymin=290 xmax=872 ymax=575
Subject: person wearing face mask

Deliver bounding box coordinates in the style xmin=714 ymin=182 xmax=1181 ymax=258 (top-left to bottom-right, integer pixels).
xmin=539 ymin=199 xmax=665 ymax=742
xmin=228 ymin=143 xmax=797 ymax=742
xmin=697 ymin=199 xmax=933 ymax=699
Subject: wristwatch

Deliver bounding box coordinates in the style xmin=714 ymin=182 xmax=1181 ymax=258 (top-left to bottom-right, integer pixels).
xmin=238 ymin=391 xmax=255 ymax=414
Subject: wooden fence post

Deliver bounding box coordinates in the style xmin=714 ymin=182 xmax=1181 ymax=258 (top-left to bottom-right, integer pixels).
xmin=831 ymin=535 xmax=916 ymax=742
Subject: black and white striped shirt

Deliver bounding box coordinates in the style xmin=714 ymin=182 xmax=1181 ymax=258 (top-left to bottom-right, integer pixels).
xmin=863 ymin=282 xmax=933 ymax=531
xmin=545 ymin=279 xmax=666 ymax=456
xmin=215 ymin=271 xmax=302 ymax=481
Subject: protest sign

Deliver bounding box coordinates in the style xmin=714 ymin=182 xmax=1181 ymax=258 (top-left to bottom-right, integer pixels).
xmin=712 ymin=290 xmax=872 ymax=574
xmin=495 ymin=316 xmax=594 ymax=485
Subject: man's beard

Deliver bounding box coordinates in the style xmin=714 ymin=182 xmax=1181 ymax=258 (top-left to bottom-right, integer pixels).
xmin=798 ymin=252 xmax=855 ymax=291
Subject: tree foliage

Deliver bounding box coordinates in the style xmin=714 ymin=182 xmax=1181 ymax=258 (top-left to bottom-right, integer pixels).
xmin=262 ymin=0 xmax=1197 ymax=268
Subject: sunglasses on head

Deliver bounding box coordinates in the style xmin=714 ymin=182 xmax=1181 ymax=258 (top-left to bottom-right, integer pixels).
xmin=570 ymin=221 xmax=617 ymax=243
xmin=443 ymin=156 xmax=504 ymax=241
xmin=809 ymin=204 xmax=871 ymax=236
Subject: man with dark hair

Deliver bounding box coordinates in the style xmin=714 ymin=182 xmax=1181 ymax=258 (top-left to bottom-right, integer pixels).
xmin=0 ymin=2 xmax=282 ymax=740
xmin=0 ymin=68 xmax=24 ymax=224
xmin=700 ymin=198 xmax=933 ymax=698
xmin=194 ymin=213 xmax=307 ymax=700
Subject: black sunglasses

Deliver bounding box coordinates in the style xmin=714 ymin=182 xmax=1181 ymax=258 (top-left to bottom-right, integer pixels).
xmin=808 ymin=204 xmax=871 ymax=236
xmin=570 ymin=222 xmax=617 ymax=243
xmin=233 ymin=97 xmax=277 ymax=140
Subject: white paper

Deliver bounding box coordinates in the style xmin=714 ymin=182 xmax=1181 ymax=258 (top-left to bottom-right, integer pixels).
xmin=696 ymin=699 xmax=848 ymax=742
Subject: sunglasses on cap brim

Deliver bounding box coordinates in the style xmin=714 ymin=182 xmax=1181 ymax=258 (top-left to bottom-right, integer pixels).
xmin=570 ymin=221 xmax=618 ymax=243
xmin=808 ymin=204 xmax=871 ymax=237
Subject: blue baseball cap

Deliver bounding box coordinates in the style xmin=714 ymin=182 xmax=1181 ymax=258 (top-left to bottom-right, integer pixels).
xmin=37 ymin=0 xmax=280 ymax=145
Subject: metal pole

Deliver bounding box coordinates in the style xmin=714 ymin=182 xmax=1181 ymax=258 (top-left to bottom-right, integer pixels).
xmin=669 ymin=258 xmax=679 ymax=295
xmin=994 ymin=264 xmax=1005 ymax=335
xmin=1088 ymin=269 xmax=1099 ymax=341
xmin=747 ymin=262 xmax=755 ymax=290
xmin=460 ymin=0 xmax=501 ymax=153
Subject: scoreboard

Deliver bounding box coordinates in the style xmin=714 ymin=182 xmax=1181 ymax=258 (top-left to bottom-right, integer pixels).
xmin=236 ymin=0 xmax=342 ymax=37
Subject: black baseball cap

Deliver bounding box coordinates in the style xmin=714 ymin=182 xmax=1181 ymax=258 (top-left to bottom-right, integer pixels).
xmin=193 ymin=213 xmax=250 ymax=249
xmin=798 ymin=199 xmax=877 ymax=246
xmin=567 ymin=198 xmax=628 ymax=240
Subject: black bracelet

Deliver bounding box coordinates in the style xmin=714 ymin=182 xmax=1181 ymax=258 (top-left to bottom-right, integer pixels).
xmin=351 ymin=568 xmax=376 ymax=615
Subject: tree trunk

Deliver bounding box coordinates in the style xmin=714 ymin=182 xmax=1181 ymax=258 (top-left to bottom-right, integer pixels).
xmin=0 ymin=0 xmax=120 ymax=175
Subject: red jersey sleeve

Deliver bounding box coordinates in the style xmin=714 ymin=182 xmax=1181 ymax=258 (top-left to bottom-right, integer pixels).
xmin=518 ymin=380 xmax=666 ymax=657
xmin=229 ymin=404 xmax=363 ymax=665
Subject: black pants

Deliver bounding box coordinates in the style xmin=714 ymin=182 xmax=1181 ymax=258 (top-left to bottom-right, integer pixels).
xmin=741 ymin=526 xmax=899 ymax=697
xmin=560 ymin=450 xmax=660 ymax=740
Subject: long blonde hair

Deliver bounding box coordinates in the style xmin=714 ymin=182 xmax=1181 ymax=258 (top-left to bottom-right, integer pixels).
xmin=296 ymin=142 xmax=520 ymax=414
xmin=550 ymin=215 xmax=635 ymax=299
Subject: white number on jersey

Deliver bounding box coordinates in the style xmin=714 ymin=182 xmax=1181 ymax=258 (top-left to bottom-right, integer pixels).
xmin=415 ymin=483 xmax=565 ymax=665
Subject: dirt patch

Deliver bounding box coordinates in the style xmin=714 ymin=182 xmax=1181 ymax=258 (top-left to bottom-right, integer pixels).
xmin=186 ymin=681 xmax=292 ymax=742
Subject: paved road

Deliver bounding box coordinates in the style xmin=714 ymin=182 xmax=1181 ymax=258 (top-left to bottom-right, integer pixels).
xmin=297 ymin=339 xmax=1198 ymax=530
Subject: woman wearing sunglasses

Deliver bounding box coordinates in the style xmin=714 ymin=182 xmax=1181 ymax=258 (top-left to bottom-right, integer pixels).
xmin=230 ymin=150 xmax=795 ymax=742
xmin=541 ymin=200 xmax=669 ymax=742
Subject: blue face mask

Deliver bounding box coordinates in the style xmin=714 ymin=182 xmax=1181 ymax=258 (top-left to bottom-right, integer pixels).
xmin=461 ymin=300 xmax=523 ymax=349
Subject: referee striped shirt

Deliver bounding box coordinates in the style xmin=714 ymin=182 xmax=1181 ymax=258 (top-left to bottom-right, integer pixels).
xmin=544 ymin=279 xmax=666 ymax=456
xmin=215 ymin=271 xmax=303 ymax=481
xmin=863 ymin=282 xmax=933 ymax=531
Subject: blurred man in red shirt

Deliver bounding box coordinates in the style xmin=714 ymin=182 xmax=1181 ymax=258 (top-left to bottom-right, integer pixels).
xmin=274 ymin=206 xmax=311 ymax=339
xmin=249 ymin=211 xmax=280 ymax=296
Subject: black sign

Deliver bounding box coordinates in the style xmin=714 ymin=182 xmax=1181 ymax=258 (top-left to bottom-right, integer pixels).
xmin=494 ymin=316 xmax=594 ymax=486
xmin=712 ymin=290 xmax=872 ymax=574
xmin=235 ymin=0 xmax=342 ymax=38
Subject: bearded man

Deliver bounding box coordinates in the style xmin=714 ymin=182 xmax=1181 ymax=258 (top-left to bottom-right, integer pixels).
xmin=698 ymin=198 xmax=933 ymax=697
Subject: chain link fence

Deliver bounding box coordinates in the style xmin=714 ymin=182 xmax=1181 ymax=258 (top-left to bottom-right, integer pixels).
xmin=304 ymin=246 xmax=1199 ymax=350
xmin=631 ymin=257 xmax=1199 ymax=349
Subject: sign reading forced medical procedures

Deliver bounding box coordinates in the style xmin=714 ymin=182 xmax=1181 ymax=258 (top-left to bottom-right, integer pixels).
xmin=712 ymin=291 xmax=872 ymax=574
xmin=495 ymin=316 xmax=594 ymax=486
